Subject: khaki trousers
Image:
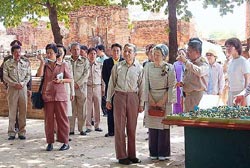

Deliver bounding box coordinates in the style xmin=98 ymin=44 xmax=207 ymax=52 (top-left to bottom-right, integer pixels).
xmin=86 ymin=85 xmax=101 ymax=129
xmin=113 ymin=91 xmax=139 ymax=159
xmin=69 ymin=86 xmax=87 ymax=132
xmin=184 ymin=91 xmax=203 ymax=112
xmin=7 ymin=86 xmax=27 ymax=136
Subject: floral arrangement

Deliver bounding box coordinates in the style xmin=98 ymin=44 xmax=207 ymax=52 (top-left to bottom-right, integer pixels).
xmin=169 ymin=106 xmax=250 ymax=120
xmin=161 ymin=64 xmax=169 ymax=76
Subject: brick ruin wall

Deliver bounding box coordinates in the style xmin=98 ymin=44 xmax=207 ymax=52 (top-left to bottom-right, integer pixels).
xmin=131 ymin=20 xmax=191 ymax=50
xmin=4 ymin=6 xmax=191 ymax=53
xmin=0 ymin=6 xmax=192 ymax=117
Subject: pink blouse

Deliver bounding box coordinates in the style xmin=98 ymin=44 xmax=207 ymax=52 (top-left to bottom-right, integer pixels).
xmin=42 ymin=62 xmax=72 ymax=102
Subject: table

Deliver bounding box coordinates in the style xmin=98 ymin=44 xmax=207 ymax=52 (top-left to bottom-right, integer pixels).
xmin=162 ymin=118 xmax=250 ymax=168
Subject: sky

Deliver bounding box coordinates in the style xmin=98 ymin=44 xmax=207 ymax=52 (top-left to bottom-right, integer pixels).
xmin=0 ymin=1 xmax=246 ymax=40
xmin=128 ymin=1 xmax=246 ymax=40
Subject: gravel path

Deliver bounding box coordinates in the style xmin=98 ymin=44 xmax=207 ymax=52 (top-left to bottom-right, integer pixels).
xmin=0 ymin=113 xmax=185 ymax=168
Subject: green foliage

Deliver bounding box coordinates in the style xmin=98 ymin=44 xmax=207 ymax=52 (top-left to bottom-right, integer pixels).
xmin=128 ymin=18 xmax=134 ymax=30
xmin=0 ymin=0 xmax=110 ymax=28
xmin=202 ymin=0 xmax=246 ymax=16
xmin=120 ymin=0 xmax=248 ymax=21
xmin=120 ymin=0 xmax=193 ymax=21
xmin=208 ymin=30 xmax=237 ymax=40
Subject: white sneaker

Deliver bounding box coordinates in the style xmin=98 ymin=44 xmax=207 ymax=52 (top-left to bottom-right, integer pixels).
xmin=150 ymin=156 xmax=158 ymax=160
xmin=158 ymin=156 xmax=167 ymax=161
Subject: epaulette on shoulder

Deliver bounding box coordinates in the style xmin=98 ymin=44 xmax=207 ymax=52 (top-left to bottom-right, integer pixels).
xmin=21 ymin=56 xmax=30 ymax=64
xmin=200 ymin=57 xmax=208 ymax=64
xmin=64 ymin=57 xmax=71 ymax=62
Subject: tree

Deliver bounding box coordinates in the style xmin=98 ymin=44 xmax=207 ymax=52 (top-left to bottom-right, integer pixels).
xmin=120 ymin=0 xmax=192 ymax=63
xmin=0 ymin=0 xmax=109 ymax=44
xmin=120 ymin=0 xmax=247 ymax=63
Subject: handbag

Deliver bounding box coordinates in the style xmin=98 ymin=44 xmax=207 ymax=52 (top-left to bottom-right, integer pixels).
xmin=148 ymin=106 xmax=165 ymax=117
xmin=31 ymin=67 xmax=45 ymax=109
xmin=31 ymin=91 xmax=44 ymax=109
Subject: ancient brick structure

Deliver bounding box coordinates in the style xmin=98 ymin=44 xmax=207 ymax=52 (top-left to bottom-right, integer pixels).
xmin=130 ymin=20 xmax=191 ymax=49
xmin=66 ymin=6 xmax=130 ymax=50
xmin=6 ymin=21 xmax=57 ymax=53
xmin=0 ymin=6 xmax=194 ymax=118
xmin=4 ymin=5 xmax=192 ymax=53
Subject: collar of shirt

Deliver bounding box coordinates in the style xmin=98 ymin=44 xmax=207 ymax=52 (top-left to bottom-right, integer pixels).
xmin=90 ymin=61 xmax=97 ymax=66
xmin=193 ymin=56 xmax=208 ymax=64
xmin=70 ymin=56 xmax=81 ymax=62
xmin=11 ymin=58 xmax=24 ymax=64
xmin=113 ymin=57 xmax=120 ymax=65
xmin=209 ymin=62 xmax=217 ymax=67
xmin=120 ymin=59 xmax=140 ymax=67
xmin=55 ymin=61 xmax=62 ymax=65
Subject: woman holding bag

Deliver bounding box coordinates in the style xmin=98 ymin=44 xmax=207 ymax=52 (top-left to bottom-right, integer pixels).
xmin=143 ymin=44 xmax=176 ymax=161
xmin=36 ymin=43 xmax=72 ymax=151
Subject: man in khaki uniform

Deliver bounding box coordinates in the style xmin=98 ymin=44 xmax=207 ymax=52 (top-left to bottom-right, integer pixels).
xmin=3 ymin=45 xmax=31 ymax=140
xmin=177 ymin=38 xmax=209 ymax=112
xmin=67 ymin=42 xmax=90 ymax=136
xmin=86 ymin=48 xmax=105 ymax=132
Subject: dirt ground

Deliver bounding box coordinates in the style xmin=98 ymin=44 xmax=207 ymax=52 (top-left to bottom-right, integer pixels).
xmin=0 ymin=113 xmax=185 ymax=168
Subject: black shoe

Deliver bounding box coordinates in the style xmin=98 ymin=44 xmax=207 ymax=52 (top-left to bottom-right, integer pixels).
xmin=69 ymin=132 xmax=74 ymax=135
xmin=85 ymin=129 xmax=92 ymax=133
xmin=46 ymin=144 xmax=53 ymax=151
xmin=118 ymin=158 xmax=131 ymax=165
xmin=129 ymin=157 xmax=141 ymax=163
xmin=80 ymin=131 xmax=87 ymax=136
xmin=18 ymin=135 xmax=26 ymax=140
xmin=95 ymin=128 xmax=103 ymax=132
xmin=59 ymin=144 xmax=70 ymax=151
xmin=104 ymin=133 xmax=114 ymax=137
xmin=8 ymin=136 xmax=15 ymax=140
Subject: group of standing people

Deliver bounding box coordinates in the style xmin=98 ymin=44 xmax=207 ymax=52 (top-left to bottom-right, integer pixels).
xmin=2 ymin=36 xmax=249 ymax=165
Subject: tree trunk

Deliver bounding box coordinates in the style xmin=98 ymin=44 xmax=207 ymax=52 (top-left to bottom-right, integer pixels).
xmin=47 ymin=2 xmax=63 ymax=44
xmin=168 ymin=0 xmax=178 ymax=64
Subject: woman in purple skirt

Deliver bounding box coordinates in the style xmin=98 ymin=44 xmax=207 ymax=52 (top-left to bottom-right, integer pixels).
xmin=173 ymin=49 xmax=185 ymax=114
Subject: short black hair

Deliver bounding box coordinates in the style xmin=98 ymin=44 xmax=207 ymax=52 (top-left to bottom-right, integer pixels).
xmin=111 ymin=43 xmax=122 ymax=51
xmin=56 ymin=44 xmax=67 ymax=57
xmin=87 ymin=47 xmax=97 ymax=55
xmin=188 ymin=37 xmax=202 ymax=54
xmin=96 ymin=44 xmax=105 ymax=52
xmin=10 ymin=40 xmax=22 ymax=47
xmin=80 ymin=45 xmax=88 ymax=51
xmin=11 ymin=45 xmax=21 ymax=53
xmin=225 ymin=37 xmax=242 ymax=55
xmin=45 ymin=43 xmax=58 ymax=54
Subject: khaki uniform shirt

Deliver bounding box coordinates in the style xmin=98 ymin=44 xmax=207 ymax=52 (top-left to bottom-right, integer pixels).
xmin=66 ymin=56 xmax=90 ymax=92
xmin=3 ymin=57 xmax=31 ymax=87
xmin=107 ymin=59 xmax=145 ymax=107
xmin=87 ymin=61 xmax=105 ymax=92
xmin=183 ymin=56 xmax=209 ymax=93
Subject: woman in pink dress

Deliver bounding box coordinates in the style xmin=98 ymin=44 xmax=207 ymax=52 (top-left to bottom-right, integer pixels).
xmin=37 ymin=44 xmax=72 ymax=151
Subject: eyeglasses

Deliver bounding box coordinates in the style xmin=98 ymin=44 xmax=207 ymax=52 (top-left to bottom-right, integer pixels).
xmin=206 ymin=53 xmax=214 ymax=57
